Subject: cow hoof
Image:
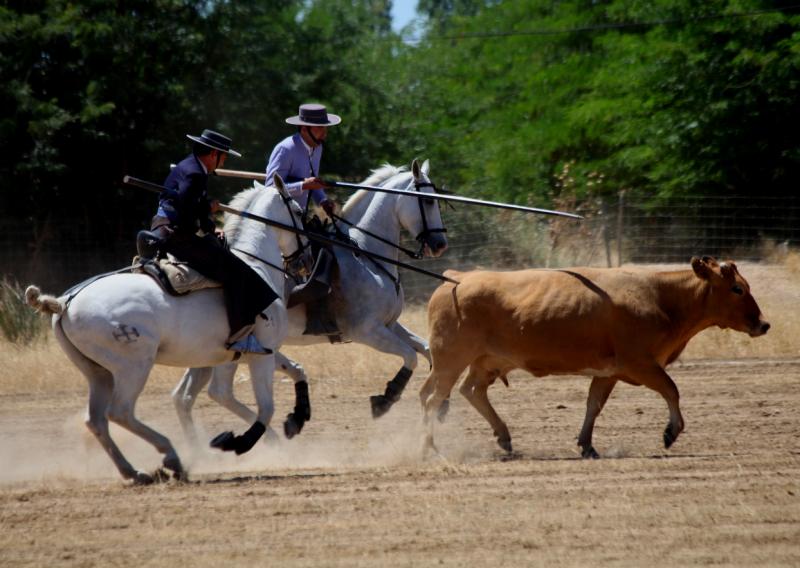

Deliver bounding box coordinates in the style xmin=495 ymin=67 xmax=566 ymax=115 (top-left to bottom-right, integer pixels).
xmin=663 ymin=426 xmax=678 ymax=449
xmin=436 ymin=399 xmax=450 ymax=423
xmin=581 ymin=447 xmax=600 ymax=459
xmin=370 ymin=395 xmax=393 ymax=419
xmin=497 ymin=437 xmax=513 ymax=453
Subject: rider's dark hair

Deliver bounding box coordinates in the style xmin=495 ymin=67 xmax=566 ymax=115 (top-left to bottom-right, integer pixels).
xmin=193 ymin=143 xmax=214 ymax=157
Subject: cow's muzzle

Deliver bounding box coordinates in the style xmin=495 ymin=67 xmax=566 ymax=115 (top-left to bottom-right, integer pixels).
xmin=749 ymin=320 xmax=771 ymax=337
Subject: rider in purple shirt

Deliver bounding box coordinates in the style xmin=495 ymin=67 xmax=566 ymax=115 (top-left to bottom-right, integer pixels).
xmin=265 ymin=104 xmax=341 ymax=335
xmin=265 ymin=103 xmax=339 ymax=217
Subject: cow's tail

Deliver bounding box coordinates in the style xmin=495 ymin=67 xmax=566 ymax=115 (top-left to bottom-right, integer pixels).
xmin=24 ymin=285 xmax=64 ymax=316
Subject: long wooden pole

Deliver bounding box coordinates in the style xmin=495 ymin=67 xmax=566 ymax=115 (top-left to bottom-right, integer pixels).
xmin=214 ymin=168 xmax=583 ymax=220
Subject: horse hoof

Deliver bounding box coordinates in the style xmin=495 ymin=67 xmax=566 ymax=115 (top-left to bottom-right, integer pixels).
xmin=210 ymin=431 xmax=236 ymax=452
xmin=132 ymin=471 xmax=155 ymax=485
xmin=163 ymin=455 xmax=183 ymax=475
xmin=283 ymin=414 xmax=304 ymax=439
xmin=370 ymin=395 xmax=393 ymax=419
xmin=436 ymin=399 xmax=450 ymax=423
xmin=581 ymin=447 xmax=600 ymax=459
xmin=151 ymin=468 xmax=171 ymax=484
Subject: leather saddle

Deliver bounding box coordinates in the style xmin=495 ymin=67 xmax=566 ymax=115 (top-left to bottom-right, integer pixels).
xmin=133 ymin=230 xmax=221 ymax=296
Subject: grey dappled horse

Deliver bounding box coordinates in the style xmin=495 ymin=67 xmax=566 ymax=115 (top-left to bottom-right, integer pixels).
xmin=173 ymin=159 xmax=448 ymax=442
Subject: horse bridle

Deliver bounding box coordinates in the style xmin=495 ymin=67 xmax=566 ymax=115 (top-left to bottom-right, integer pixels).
xmin=412 ymin=179 xmax=447 ymax=259
xmin=231 ymin=190 xmax=312 ymax=282
xmin=330 ymin=177 xmax=448 ymax=260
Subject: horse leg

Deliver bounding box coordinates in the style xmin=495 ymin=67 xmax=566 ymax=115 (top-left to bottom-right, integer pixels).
xmin=85 ymin=367 xmax=156 ymax=483
xmin=172 ymin=366 xmax=214 ymax=446
xmin=390 ymin=321 xmax=432 ymax=367
xmin=577 ymin=377 xmax=617 ymax=459
xmin=459 ymin=366 xmax=512 ymax=453
xmin=207 ymin=362 xmax=256 ymax=424
xmin=210 ymin=355 xmax=276 ymax=455
xmin=53 ymin=319 xmax=152 ymax=483
xmin=107 ymin=361 xmax=186 ymax=481
xmin=357 ymin=325 xmax=420 ymax=418
xmin=276 ymin=351 xmax=311 ymax=439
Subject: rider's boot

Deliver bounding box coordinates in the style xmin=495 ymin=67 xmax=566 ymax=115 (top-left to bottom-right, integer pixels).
xmin=303 ymin=296 xmax=339 ymax=336
xmin=287 ymin=249 xmax=334 ymax=308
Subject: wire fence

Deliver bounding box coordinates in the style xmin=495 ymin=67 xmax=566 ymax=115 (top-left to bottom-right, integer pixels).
xmin=399 ymin=194 xmax=800 ymax=301
xmin=2 ymin=194 xmax=798 ymax=301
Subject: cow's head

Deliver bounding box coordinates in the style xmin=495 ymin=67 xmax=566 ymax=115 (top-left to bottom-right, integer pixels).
xmin=691 ymin=256 xmax=770 ymax=337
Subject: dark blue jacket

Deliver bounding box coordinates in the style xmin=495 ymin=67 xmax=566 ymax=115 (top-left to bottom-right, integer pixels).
xmin=152 ymin=154 xmax=215 ymax=234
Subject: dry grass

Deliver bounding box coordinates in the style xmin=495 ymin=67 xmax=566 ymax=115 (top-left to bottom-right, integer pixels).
xmin=2 ymin=260 xmax=796 ymax=397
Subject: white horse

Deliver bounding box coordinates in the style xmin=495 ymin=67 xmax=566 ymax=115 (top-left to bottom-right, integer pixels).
xmin=173 ymin=159 xmax=449 ymax=441
xmin=25 ymin=178 xmax=306 ymax=484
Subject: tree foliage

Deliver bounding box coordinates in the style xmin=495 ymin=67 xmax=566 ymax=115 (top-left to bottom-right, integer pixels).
xmin=1 ymin=0 xmax=798 ymax=284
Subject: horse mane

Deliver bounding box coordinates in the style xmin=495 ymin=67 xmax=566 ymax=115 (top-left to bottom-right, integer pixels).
xmin=223 ymin=184 xmax=265 ymax=242
xmin=342 ymin=164 xmax=411 ymax=214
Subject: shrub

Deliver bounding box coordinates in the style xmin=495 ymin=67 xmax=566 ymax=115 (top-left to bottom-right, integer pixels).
xmin=0 ymin=279 xmax=48 ymax=344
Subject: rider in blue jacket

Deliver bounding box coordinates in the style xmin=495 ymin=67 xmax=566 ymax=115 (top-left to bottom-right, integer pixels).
xmin=151 ymin=129 xmax=277 ymax=355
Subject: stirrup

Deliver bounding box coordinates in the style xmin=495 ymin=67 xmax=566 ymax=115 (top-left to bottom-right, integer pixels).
xmin=226 ymin=334 xmax=272 ymax=355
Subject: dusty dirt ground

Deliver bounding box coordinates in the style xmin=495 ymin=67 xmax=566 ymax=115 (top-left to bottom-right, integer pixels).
xmin=1 ymin=262 xmax=799 ymax=566
xmin=1 ymin=359 xmax=799 ymax=567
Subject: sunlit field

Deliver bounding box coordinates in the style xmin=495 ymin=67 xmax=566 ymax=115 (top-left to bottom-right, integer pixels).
xmin=1 ymin=260 xmax=798 ymax=567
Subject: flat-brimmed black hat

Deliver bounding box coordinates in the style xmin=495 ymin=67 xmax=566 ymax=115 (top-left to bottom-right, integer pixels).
xmin=285 ymin=103 xmax=342 ymax=127
xmin=186 ymin=129 xmax=242 ymax=157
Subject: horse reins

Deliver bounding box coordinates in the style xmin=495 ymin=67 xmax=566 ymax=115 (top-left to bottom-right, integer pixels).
xmin=328 ymin=177 xmax=448 ymax=261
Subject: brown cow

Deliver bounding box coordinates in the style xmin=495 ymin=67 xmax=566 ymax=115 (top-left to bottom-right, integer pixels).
xmin=420 ymin=257 xmax=769 ymax=457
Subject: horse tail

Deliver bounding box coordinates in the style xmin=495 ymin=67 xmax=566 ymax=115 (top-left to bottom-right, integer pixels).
xmin=24 ymin=285 xmax=64 ymax=315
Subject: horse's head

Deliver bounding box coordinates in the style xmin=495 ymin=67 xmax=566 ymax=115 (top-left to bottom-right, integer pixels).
xmin=396 ymin=159 xmax=448 ymax=258
xmin=271 ymin=174 xmax=313 ymax=278
xmin=224 ymin=176 xmax=311 ymax=280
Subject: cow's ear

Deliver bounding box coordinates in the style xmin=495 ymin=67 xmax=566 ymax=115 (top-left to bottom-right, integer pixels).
xmin=719 ymin=261 xmax=737 ymax=278
xmin=691 ymin=256 xmax=714 ymax=280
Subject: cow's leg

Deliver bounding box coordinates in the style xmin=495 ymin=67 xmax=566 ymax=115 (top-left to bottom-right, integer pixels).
xmin=172 ymin=366 xmax=214 ymax=445
xmin=277 ymin=351 xmax=311 ymax=439
xmin=629 ymin=365 xmax=684 ymax=449
xmin=577 ymin=377 xmax=617 ymax=459
xmin=107 ymin=362 xmax=185 ymax=481
xmin=459 ymin=366 xmax=512 ymax=453
xmin=421 ymin=357 xmax=469 ymax=455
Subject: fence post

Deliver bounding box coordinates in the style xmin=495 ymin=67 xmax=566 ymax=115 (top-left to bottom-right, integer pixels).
xmin=616 ymin=190 xmax=625 ymax=267
xmin=601 ymin=197 xmax=612 ymax=267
